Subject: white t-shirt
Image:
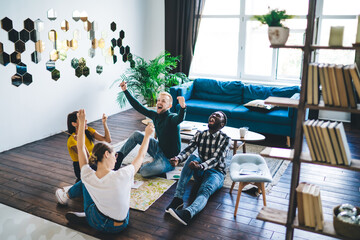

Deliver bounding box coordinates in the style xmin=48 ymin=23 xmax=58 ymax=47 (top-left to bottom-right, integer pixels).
xmin=81 ymin=164 xmax=135 ymax=221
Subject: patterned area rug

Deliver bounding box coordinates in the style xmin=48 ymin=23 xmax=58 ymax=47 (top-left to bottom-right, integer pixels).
xmin=113 ymin=139 xmax=289 ymax=195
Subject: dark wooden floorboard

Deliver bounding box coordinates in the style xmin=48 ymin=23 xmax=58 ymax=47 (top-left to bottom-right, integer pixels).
xmin=1 ymin=109 xmax=359 ymax=240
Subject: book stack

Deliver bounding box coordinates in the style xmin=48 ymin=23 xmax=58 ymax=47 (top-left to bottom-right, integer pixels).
xmin=306 ymin=63 xmax=360 ymax=108
xmin=296 ymin=182 xmax=324 ymax=231
xmin=303 ymin=120 xmax=352 ymax=165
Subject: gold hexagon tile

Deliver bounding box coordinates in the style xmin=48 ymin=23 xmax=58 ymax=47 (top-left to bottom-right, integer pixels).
xmin=80 ymin=11 xmax=88 ymax=22
xmin=35 ymin=40 xmax=45 ymax=53
xmin=98 ymin=38 xmax=105 ymax=49
xmin=48 ymin=30 xmax=57 ymax=42
xmin=91 ymin=38 xmax=98 ymax=49
xmin=84 ymin=20 xmax=91 ymax=32
xmin=69 ymin=39 xmax=78 ymax=50
xmin=61 ymin=20 xmax=69 ymax=32
xmin=49 ymin=49 xmax=59 ymax=61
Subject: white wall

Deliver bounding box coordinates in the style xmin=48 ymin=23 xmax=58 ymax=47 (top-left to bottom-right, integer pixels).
xmin=0 ymin=0 xmax=164 ymax=152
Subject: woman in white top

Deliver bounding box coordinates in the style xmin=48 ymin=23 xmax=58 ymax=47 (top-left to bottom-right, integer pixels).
xmin=56 ymin=109 xmax=153 ymax=233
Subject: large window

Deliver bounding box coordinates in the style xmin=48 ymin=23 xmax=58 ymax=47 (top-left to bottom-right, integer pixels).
xmin=189 ymin=0 xmax=360 ymax=85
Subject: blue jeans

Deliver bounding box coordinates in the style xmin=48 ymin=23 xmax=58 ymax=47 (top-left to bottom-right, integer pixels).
xmin=119 ymin=131 xmax=174 ymax=177
xmin=68 ymin=181 xmax=129 ymax=233
xmin=174 ymin=154 xmax=224 ymax=218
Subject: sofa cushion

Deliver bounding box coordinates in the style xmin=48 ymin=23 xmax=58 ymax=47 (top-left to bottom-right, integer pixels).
xmin=192 ymin=78 xmax=244 ymax=104
xmin=231 ymin=105 xmax=291 ymax=125
xmin=243 ymin=99 xmax=276 ymax=112
xmin=243 ymin=85 xmax=300 ymax=104
xmin=180 ymin=99 xmax=240 ymax=117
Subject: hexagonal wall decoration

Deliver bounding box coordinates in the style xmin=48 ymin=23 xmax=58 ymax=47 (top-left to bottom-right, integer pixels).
xmin=10 ymin=52 xmax=21 ymax=64
xmin=0 ymin=52 xmax=10 ymax=66
xmin=88 ymin=48 xmax=95 ymax=58
xmin=24 ymin=18 xmax=34 ymax=31
xmin=1 ymin=17 xmax=13 ymax=32
xmin=15 ymin=40 xmax=25 ymax=53
xmin=98 ymin=38 xmax=105 ymax=49
xmin=82 ymin=66 xmax=89 ymax=77
xmin=34 ymin=19 xmax=44 ymax=32
xmin=96 ymin=65 xmax=103 ymax=74
xmin=47 ymin=8 xmax=57 ymax=21
xmin=31 ymin=51 xmax=41 ymax=63
xmin=22 ymin=72 xmax=32 ymax=85
xmin=119 ymin=30 xmax=125 ymax=39
xmin=72 ymin=10 xmax=80 ymax=21
xmin=20 ymin=29 xmax=30 ymax=42
xmin=35 ymin=40 xmax=45 ymax=53
xmin=111 ymin=38 xmax=116 ymax=48
xmin=80 ymin=11 xmax=88 ymax=22
xmin=71 ymin=58 xmax=79 ymax=69
xmin=11 ymin=73 xmax=22 ymax=87
xmin=61 ymin=20 xmax=69 ymax=32
xmin=46 ymin=60 xmax=55 ymax=72
xmin=50 ymin=50 xmax=59 ymax=61
xmin=75 ymin=67 xmax=82 ymax=78
xmin=16 ymin=63 xmax=27 ymax=75
xmin=48 ymin=30 xmax=57 ymax=42
xmin=51 ymin=69 xmax=60 ymax=81
xmin=30 ymin=30 xmax=40 ymax=42
xmin=110 ymin=22 xmax=116 ymax=32
xmin=8 ymin=29 xmax=19 ymax=43
xmin=59 ymin=50 xmax=67 ymax=61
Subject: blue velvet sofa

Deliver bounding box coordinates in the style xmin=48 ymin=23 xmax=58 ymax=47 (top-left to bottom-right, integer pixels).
xmin=170 ymin=78 xmax=301 ymax=139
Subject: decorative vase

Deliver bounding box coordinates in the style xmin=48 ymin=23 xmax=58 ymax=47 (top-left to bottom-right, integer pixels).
xmin=268 ymin=27 xmax=290 ymax=45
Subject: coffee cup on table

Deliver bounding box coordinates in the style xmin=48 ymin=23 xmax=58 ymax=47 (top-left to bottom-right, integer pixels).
xmin=239 ymin=127 xmax=249 ymax=138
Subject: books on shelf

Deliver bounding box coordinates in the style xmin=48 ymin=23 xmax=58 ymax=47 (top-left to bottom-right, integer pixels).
xmin=297 ymin=182 xmax=324 ymax=230
xmin=306 ymin=63 xmax=360 ymax=109
xmin=303 ymin=119 xmax=352 ymax=166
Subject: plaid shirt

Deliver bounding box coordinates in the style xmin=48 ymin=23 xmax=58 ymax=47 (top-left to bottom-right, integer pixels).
xmin=177 ymin=130 xmax=231 ymax=174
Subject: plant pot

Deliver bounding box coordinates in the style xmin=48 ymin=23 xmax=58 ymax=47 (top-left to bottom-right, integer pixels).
xmin=268 ymin=27 xmax=290 ymax=46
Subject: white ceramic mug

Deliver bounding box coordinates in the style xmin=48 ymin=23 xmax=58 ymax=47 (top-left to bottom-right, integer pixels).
xmin=239 ymin=127 xmax=249 ymax=138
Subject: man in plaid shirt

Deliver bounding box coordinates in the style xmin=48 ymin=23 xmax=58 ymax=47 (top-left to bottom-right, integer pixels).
xmin=165 ymin=111 xmax=231 ymax=225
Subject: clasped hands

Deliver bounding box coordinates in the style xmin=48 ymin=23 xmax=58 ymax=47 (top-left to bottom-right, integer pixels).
xmin=169 ymin=157 xmax=201 ymax=170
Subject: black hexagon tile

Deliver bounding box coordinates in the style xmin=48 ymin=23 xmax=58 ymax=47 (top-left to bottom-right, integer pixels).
xmin=24 ymin=18 xmax=34 ymax=31
xmin=0 ymin=52 xmax=10 ymax=66
xmin=22 ymin=72 xmax=32 ymax=86
xmin=9 ymin=29 xmax=19 ymax=43
xmin=11 ymin=73 xmax=22 ymax=87
xmin=75 ymin=67 xmax=82 ymax=78
xmin=119 ymin=30 xmax=125 ymax=39
xmin=1 ymin=17 xmax=13 ymax=32
xmin=31 ymin=51 xmax=41 ymax=64
xmin=110 ymin=22 xmax=116 ymax=32
xmin=96 ymin=65 xmax=103 ymax=74
xmin=20 ymin=29 xmax=30 ymax=42
xmin=82 ymin=66 xmax=89 ymax=77
xmin=10 ymin=52 xmax=21 ymax=64
xmin=15 ymin=40 xmax=25 ymax=53
xmin=51 ymin=69 xmax=60 ymax=81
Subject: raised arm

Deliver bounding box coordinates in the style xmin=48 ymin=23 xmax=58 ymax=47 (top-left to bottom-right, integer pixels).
xmin=170 ymin=96 xmax=187 ymax=125
xmin=77 ymin=109 xmax=89 ymax=169
xmin=120 ymin=81 xmax=155 ymax=118
xmin=93 ymin=113 xmax=112 ymax=143
xmin=131 ymin=123 xmax=154 ymax=172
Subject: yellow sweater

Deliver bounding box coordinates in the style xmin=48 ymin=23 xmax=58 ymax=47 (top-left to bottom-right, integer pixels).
xmin=67 ymin=127 xmax=96 ymax=162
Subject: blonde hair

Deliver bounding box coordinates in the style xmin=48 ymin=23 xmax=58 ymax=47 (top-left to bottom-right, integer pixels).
xmin=159 ymin=92 xmax=173 ymax=104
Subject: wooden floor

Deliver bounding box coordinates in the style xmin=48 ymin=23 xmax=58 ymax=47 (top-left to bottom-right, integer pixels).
xmin=0 ymin=109 xmax=359 ymax=240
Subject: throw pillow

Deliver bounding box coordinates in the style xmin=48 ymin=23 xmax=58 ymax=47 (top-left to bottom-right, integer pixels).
xmin=244 ymin=99 xmax=275 ymax=112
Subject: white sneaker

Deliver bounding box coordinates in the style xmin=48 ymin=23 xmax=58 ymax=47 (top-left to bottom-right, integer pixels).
xmin=55 ymin=187 xmax=70 ymax=205
xmin=66 ymin=212 xmax=87 ymax=224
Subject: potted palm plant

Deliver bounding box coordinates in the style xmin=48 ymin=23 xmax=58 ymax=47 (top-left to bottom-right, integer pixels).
xmin=113 ymin=51 xmax=189 ymax=108
xmin=252 ymin=8 xmax=294 ymax=45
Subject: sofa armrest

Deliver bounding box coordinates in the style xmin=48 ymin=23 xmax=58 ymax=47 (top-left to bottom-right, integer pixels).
xmin=169 ymin=81 xmax=194 ymax=112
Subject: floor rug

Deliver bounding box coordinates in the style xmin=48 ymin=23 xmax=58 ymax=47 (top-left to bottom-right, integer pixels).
xmin=113 ymin=138 xmax=289 ymax=195
xmin=130 ymin=174 xmax=175 ymax=211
